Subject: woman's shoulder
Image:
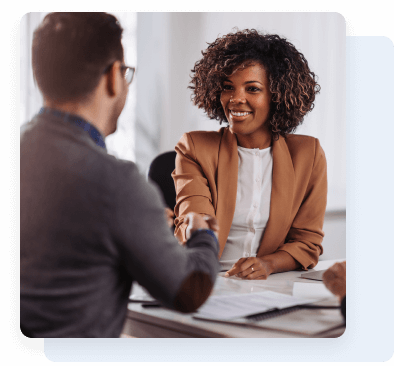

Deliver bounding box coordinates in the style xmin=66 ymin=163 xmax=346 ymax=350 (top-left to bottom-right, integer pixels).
xmin=178 ymin=127 xmax=226 ymax=150
xmin=285 ymin=134 xmax=323 ymax=152
xmin=285 ymin=133 xmax=317 ymax=143
xmin=187 ymin=127 xmax=225 ymax=142
xmin=284 ymin=134 xmax=325 ymax=164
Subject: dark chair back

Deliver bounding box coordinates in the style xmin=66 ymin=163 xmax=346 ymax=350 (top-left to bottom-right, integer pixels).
xmin=147 ymin=151 xmax=177 ymax=210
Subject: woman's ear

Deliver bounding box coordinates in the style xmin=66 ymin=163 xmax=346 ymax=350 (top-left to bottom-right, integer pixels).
xmin=105 ymin=60 xmax=123 ymax=97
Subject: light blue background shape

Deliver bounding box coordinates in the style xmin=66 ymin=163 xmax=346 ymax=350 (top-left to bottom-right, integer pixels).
xmin=43 ymin=36 xmax=394 ymax=362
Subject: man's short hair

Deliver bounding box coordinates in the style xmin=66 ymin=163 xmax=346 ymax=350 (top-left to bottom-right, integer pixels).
xmin=32 ymin=12 xmax=124 ymax=102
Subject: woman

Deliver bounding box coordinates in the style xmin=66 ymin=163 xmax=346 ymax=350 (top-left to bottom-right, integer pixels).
xmin=172 ymin=29 xmax=327 ymax=280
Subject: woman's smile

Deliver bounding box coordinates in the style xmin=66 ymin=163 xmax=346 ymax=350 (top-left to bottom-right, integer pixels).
xmin=229 ymin=110 xmax=253 ymax=119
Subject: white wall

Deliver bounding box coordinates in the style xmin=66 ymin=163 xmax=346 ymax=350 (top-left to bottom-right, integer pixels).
xmin=136 ymin=12 xmax=346 ymax=212
xmin=105 ymin=12 xmax=137 ymax=162
xmin=20 ymin=12 xmax=48 ymax=125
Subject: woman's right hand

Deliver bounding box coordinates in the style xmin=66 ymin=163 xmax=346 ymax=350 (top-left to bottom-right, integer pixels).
xmin=184 ymin=213 xmax=219 ymax=241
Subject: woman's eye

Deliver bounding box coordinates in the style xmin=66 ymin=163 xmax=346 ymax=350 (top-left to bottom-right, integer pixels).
xmin=223 ymin=85 xmax=233 ymax=90
xmin=248 ymin=86 xmax=261 ymax=92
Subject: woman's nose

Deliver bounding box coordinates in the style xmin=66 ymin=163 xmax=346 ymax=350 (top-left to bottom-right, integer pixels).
xmin=229 ymin=89 xmax=246 ymax=103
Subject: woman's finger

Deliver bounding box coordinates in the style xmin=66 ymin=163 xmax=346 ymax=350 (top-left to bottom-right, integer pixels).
xmin=237 ymin=266 xmax=254 ymax=278
xmin=237 ymin=261 xmax=264 ymax=279
xmin=225 ymin=257 xmax=249 ymax=277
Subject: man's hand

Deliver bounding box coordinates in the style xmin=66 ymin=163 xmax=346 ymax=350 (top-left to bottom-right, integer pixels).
xmin=322 ymin=261 xmax=346 ymax=300
xmin=184 ymin=213 xmax=219 ymax=241
xmin=164 ymin=208 xmax=175 ymax=229
xmin=225 ymin=257 xmax=273 ymax=280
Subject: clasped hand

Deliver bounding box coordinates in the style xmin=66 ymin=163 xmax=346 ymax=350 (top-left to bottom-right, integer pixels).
xmin=184 ymin=212 xmax=219 ymax=241
xmin=225 ymin=257 xmax=273 ymax=280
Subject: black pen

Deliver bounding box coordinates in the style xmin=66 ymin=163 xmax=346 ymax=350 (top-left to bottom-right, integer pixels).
xmin=142 ymin=302 xmax=162 ymax=308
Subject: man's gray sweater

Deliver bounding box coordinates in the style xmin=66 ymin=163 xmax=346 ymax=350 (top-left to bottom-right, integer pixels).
xmin=20 ymin=112 xmax=219 ymax=337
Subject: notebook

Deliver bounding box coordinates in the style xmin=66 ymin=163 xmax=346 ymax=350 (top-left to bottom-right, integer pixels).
xmin=299 ymin=269 xmax=326 ymax=281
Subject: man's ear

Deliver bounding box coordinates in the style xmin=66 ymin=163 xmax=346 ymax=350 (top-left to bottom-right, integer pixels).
xmin=105 ymin=61 xmax=123 ymax=97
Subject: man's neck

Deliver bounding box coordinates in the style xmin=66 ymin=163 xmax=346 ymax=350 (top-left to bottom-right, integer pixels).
xmin=44 ymin=100 xmax=108 ymax=137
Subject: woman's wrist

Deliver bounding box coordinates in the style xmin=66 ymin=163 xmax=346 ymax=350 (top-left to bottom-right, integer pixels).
xmin=257 ymin=257 xmax=275 ymax=275
xmin=258 ymin=251 xmax=299 ymax=275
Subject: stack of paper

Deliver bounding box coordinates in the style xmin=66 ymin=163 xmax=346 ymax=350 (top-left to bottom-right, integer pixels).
xmin=129 ymin=283 xmax=156 ymax=303
xmin=196 ymin=290 xmax=314 ymax=320
xmin=249 ymin=308 xmax=344 ymax=336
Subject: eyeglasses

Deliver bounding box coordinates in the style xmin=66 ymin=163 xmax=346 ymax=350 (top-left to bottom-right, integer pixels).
xmin=103 ymin=63 xmax=136 ymax=85
xmin=121 ymin=65 xmax=135 ymax=85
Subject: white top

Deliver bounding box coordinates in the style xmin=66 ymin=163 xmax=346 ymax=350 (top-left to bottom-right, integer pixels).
xmin=220 ymin=145 xmax=273 ymax=271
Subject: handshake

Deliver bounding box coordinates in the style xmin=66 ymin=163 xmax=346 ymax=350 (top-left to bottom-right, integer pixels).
xmin=165 ymin=208 xmax=219 ymax=241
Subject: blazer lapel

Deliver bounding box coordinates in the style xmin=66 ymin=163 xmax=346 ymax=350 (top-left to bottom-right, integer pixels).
xmin=216 ymin=128 xmax=238 ymax=257
xmin=257 ymin=135 xmax=295 ymax=257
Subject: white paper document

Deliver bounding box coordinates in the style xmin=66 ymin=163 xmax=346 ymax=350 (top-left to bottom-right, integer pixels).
xmin=129 ymin=283 xmax=156 ymax=302
xmin=292 ymin=282 xmax=334 ymax=299
xmin=196 ymin=290 xmax=314 ymax=320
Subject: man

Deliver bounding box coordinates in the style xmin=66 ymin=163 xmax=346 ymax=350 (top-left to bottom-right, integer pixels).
xmin=20 ymin=13 xmax=220 ymax=338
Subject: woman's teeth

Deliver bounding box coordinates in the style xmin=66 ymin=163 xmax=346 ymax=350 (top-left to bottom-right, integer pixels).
xmin=230 ymin=110 xmax=252 ymax=117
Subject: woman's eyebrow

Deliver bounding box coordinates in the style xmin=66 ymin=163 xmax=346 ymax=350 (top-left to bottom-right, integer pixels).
xmin=224 ymin=79 xmax=264 ymax=85
xmin=245 ymin=80 xmax=263 ymax=85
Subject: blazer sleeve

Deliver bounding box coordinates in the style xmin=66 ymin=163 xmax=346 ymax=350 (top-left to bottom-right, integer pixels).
xmin=172 ymin=133 xmax=216 ymax=244
xmin=277 ymin=138 xmax=327 ymax=270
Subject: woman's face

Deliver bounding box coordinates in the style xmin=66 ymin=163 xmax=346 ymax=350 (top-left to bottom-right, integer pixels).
xmin=220 ymin=62 xmax=271 ymax=143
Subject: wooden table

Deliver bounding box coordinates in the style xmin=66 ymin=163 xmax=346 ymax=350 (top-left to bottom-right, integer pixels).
xmin=123 ymin=259 xmax=346 ymax=338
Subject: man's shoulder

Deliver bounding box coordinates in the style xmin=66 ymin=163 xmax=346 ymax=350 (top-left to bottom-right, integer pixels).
xmin=22 ymin=114 xmax=140 ymax=180
xmin=107 ymin=155 xmax=140 ymax=179
xmin=20 ymin=117 xmax=45 ymax=141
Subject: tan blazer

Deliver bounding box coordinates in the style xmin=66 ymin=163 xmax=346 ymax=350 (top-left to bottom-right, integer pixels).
xmin=172 ymin=127 xmax=327 ymax=270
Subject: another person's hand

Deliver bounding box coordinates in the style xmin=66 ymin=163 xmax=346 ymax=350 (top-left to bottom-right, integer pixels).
xmin=225 ymin=257 xmax=273 ymax=280
xmin=184 ymin=213 xmax=219 ymax=241
xmin=164 ymin=208 xmax=175 ymax=229
xmin=322 ymin=261 xmax=346 ymax=300
xmin=202 ymin=214 xmax=219 ymax=235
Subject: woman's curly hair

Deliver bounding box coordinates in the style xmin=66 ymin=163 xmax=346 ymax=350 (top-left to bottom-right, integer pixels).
xmin=189 ymin=29 xmax=320 ymax=138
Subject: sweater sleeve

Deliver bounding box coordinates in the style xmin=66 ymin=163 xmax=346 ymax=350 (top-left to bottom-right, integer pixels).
xmin=276 ymin=138 xmax=327 ymax=270
xmin=341 ymin=295 xmax=346 ymax=319
xmin=110 ymin=160 xmax=220 ymax=313
xmin=172 ymin=133 xmax=216 ymax=244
